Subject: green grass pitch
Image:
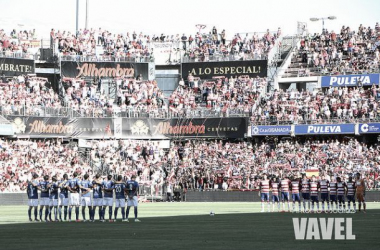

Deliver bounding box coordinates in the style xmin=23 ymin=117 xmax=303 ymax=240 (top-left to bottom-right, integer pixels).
xmin=0 ymin=202 xmax=379 ymax=250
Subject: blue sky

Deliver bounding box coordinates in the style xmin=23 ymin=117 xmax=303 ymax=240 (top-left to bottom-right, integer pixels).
xmin=1 ymin=0 xmax=379 ymax=39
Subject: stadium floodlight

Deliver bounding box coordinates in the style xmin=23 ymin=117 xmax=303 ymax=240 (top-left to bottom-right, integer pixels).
xmin=196 ymin=24 xmax=207 ymax=34
xmin=309 ymin=16 xmax=337 ymax=32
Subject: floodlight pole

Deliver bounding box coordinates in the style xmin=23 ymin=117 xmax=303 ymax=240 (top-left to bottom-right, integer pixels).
xmin=76 ymin=0 xmax=79 ymax=37
xmin=309 ymin=16 xmax=337 ymax=33
xmin=85 ymin=0 xmax=89 ymax=30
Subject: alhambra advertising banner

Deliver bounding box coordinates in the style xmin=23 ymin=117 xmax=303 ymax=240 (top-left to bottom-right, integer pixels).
xmin=122 ymin=117 xmax=248 ymax=139
xmin=8 ymin=116 xmax=114 ymax=138
xmin=60 ymin=61 xmax=151 ymax=80
xmin=8 ymin=116 xmax=248 ymax=139
xmin=181 ymin=60 xmax=267 ymax=80
xmin=0 ymin=57 xmax=35 ymax=76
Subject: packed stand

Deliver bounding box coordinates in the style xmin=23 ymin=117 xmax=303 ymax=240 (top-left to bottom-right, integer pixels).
xmin=62 ymin=77 xmax=166 ymax=117
xmin=0 ymin=28 xmax=39 ymax=58
xmin=54 ymin=26 xmax=280 ymax=62
xmin=3 ymin=138 xmax=380 ymax=194
xmin=250 ymin=85 xmax=380 ymax=124
xmin=284 ymin=23 xmax=380 ymax=77
xmin=86 ymin=138 xmax=380 ymax=193
xmin=169 ymin=75 xmax=267 ymax=117
xmin=0 ymin=75 xmax=64 ymax=116
xmin=183 ymin=27 xmax=281 ymax=62
xmin=0 ymin=138 xmax=91 ymax=192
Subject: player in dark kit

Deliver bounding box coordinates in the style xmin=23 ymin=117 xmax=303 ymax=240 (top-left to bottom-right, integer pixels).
xmin=92 ymin=174 xmax=104 ymax=221
xmin=270 ymin=177 xmax=281 ymax=212
xmin=79 ymin=174 xmax=93 ymax=222
xmin=114 ymin=175 xmax=127 ymax=221
xmin=319 ymin=174 xmax=330 ymax=213
xmin=290 ymin=176 xmax=301 ymax=212
xmin=259 ymin=175 xmax=270 ymax=212
xmin=103 ymin=174 xmax=115 ymax=222
xmin=280 ymin=176 xmax=291 ymax=212
xmin=48 ymin=176 xmax=59 ymax=222
xmin=39 ymin=175 xmax=50 ymax=222
xmin=346 ymin=176 xmax=356 ymax=213
xmin=125 ymin=175 xmax=140 ymax=222
xmin=329 ymin=177 xmax=338 ymax=212
xmin=58 ymin=174 xmax=69 ymax=221
xmin=67 ymin=172 xmax=80 ymax=222
xmin=309 ymin=175 xmax=320 ymax=213
xmin=336 ymin=177 xmax=347 ymax=212
xmin=301 ymin=175 xmax=310 ymax=213
xmin=27 ymin=173 xmax=40 ymax=222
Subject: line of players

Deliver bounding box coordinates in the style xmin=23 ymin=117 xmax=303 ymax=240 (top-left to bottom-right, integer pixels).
xmin=27 ymin=172 xmax=141 ymax=222
xmin=259 ymin=173 xmax=367 ymax=213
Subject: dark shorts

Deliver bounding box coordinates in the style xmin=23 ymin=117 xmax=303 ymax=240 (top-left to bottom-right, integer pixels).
xmin=311 ymin=195 xmax=319 ymax=202
xmin=347 ymin=195 xmax=355 ymax=202
xmin=337 ymin=195 xmax=345 ymax=203
xmin=320 ymin=193 xmax=329 ymax=201
xmin=261 ymin=193 xmax=269 ymax=202
xmin=292 ymin=193 xmax=300 ymax=202
xmin=302 ymin=193 xmax=310 ymax=200
xmin=281 ymin=192 xmax=289 ymax=201
xmin=272 ymin=195 xmax=280 ymax=202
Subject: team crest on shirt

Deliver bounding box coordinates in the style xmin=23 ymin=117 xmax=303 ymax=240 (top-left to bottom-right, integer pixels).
xmin=131 ymin=120 xmax=149 ymax=135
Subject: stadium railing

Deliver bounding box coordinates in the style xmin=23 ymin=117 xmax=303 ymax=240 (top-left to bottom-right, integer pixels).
xmin=0 ymin=51 xmax=38 ymax=60
xmin=181 ymin=52 xmax=266 ymax=63
xmin=250 ymin=116 xmax=380 ymax=125
xmin=60 ymin=54 xmax=152 ymax=63
xmin=69 ymin=107 xmax=248 ymax=118
xmin=3 ymin=105 xmax=380 ymax=123
xmin=0 ymin=105 xmax=71 ymax=117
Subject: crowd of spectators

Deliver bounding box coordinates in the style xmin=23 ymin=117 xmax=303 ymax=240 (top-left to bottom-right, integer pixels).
xmin=169 ymin=75 xmax=267 ymax=116
xmin=53 ymin=28 xmax=152 ymax=61
xmin=285 ymin=23 xmax=380 ymax=77
xmin=2 ymin=138 xmax=380 ymax=194
xmin=0 ymin=28 xmax=38 ymax=57
xmin=0 ymin=75 xmax=62 ymax=116
xmin=251 ymin=85 xmax=380 ymax=124
xmin=4 ymin=73 xmax=380 ymax=125
xmin=0 ymin=138 xmax=91 ymax=192
xmin=182 ymin=27 xmax=281 ymax=62
xmin=52 ymin=26 xmax=280 ymax=62
xmin=62 ymin=77 xmax=166 ymax=117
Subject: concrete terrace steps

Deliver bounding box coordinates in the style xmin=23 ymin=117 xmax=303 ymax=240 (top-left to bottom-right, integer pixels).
xmin=0 ymin=115 xmax=11 ymax=124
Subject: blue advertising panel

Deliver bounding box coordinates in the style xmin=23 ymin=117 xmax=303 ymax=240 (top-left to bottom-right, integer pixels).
xmin=251 ymin=125 xmax=291 ymax=136
xmin=295 ymin=124 xmax=355 ymax=135
xmin=359 ymin=123 xmax=380 ymax=134
xmin=321 ymin=74 xmax=380 ymax=87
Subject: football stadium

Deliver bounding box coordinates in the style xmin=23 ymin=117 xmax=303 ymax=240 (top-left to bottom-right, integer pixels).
xmin=1 ymin=0 xmax=380 ymax=249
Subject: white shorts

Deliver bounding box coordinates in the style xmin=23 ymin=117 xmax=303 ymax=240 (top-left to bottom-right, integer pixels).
xmin=93 ymin=198 xmax=103 ymax=207
xmin=28 ymin=199 xmax=39 ymax=207
xmin=59 ymin=197 xmax=69 ymax=206
xmin=49 ymin=198 xmax=59 ymax=206
xmin=103 ymin=197 xmax=113 ymax=207
xmin=115 ymin=199 xmax=125 ymax=208
xmin=127 ymin=196 xmax=138 ymax=207
xmin=69 ymin=193 xmax=80 ymax=206
xmin=81 ymin=197 xmax=91 ymax=206
xmin=39 ymin=197 xmax=50 ymax=206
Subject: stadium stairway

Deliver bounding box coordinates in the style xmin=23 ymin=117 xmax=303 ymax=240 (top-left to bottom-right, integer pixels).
xmin=0 ymin=115 xmax=11 ymax=124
